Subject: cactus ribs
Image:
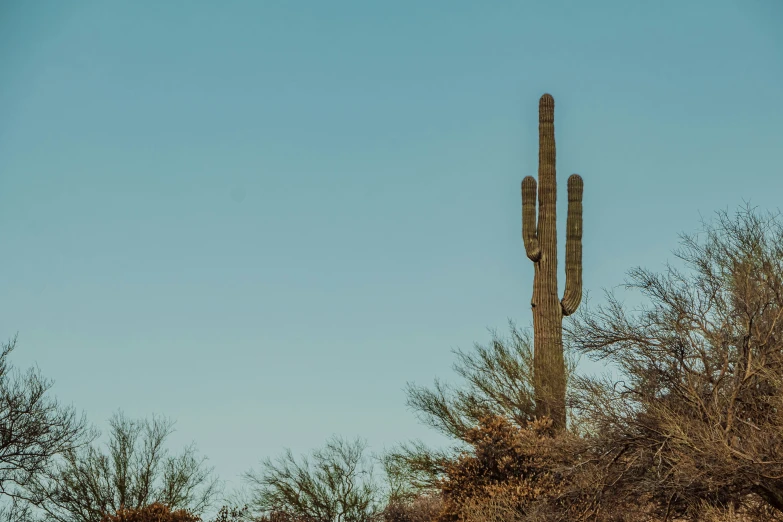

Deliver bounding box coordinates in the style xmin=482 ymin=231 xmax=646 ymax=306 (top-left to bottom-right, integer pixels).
xmin=521 ymin=94 xmax=584 ymax=432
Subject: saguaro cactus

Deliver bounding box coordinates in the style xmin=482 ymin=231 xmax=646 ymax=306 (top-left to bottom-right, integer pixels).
xmin=521 ymin=93 xmax=583 ymax=432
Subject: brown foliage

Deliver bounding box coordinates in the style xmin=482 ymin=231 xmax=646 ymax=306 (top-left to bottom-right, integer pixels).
xmin=434 ymin=415 xmax=597 ymax=522
xmin=382 ymin=494 xmax=443 ymax=522
xmin=99 ymin=503 xmax=201 ymax=522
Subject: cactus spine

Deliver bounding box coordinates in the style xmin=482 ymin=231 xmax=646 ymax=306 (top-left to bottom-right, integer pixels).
xmin=521 ymin=94 xmax=583 ymax=432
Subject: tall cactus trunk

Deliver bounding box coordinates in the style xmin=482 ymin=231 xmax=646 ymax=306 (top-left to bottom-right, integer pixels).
xmin=521 ymin=94 xmax=584 ymax=432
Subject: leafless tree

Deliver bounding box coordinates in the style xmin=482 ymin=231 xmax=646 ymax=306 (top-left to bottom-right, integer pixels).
xmin=26 ymin=411 xmax=221 ymax=522
xmin=0 ymin=335 xmax=95 ymax=516
xmin=564 ymin=203 xmax=783 ymax=519
xmin=0 ymin=494 xmax=41 ymax=522
xmin=239 ymin=436 xmax=382 ymax=522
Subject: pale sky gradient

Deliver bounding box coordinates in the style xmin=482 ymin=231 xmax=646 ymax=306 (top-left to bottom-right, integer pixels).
xmin=1 ymin=0 xmax=782 ymax=509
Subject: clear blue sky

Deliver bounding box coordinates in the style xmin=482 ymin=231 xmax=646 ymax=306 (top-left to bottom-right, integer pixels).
xmin=1 ymin=0 xmax=781 ymax=507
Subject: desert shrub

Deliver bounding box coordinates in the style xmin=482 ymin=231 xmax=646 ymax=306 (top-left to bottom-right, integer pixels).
xmin=433 ymin=415 xmax=601 ymax=522
xmin=382 ymin=494 xmax=443 ymax=522
xmin=99 ymin=503 xmax=201 ymax=522
xmin=432 ymin=413 xmax=692 ymax=522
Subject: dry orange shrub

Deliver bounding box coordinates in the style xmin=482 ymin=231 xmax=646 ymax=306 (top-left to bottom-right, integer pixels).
xmin=434 ymin=415 xmax=603 ymax=522
xmin=100 ymin=503 xmax=201 ymax=522
xmin=383 ymin=494 xmax=444 ymax=522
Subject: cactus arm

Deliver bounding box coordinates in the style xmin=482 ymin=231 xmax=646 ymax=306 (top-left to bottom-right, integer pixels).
xmin=561 ymin=173 xmax=584 ymax=316
xmin=521 ymin=176 xmax=541 ymax=261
